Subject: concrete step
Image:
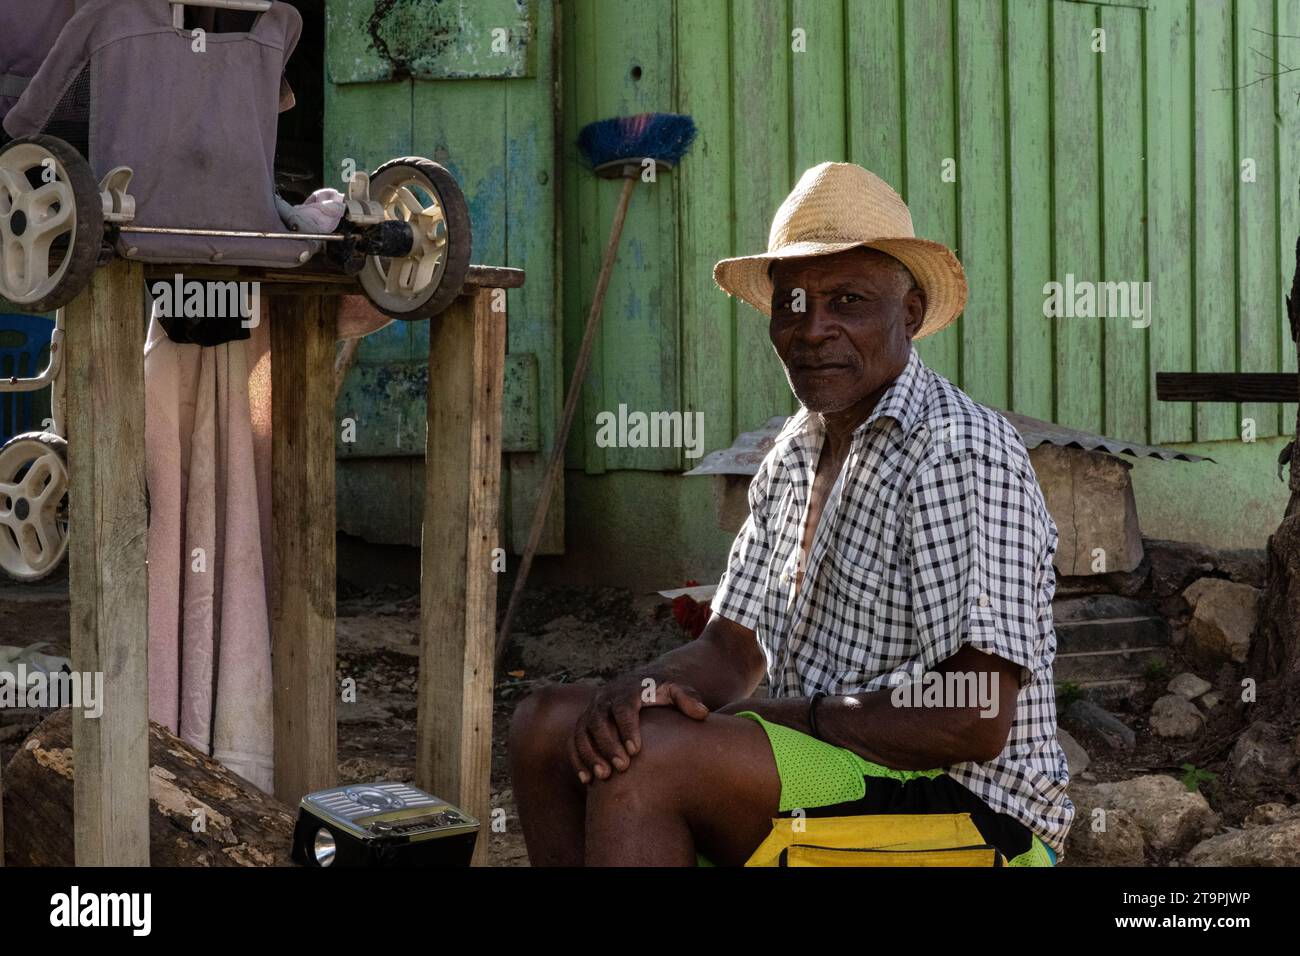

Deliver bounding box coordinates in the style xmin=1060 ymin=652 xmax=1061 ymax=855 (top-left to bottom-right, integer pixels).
xmin=1051 ymin=595 xmax=1169 ymax=690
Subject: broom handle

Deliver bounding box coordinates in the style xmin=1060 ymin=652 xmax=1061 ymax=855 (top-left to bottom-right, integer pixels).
xmin=496 ymin=175 xmax=639 ymax=670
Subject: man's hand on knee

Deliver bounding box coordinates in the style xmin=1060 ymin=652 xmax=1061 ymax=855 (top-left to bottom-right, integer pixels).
xmin=567 ymin=673 xmax=709 ymax=784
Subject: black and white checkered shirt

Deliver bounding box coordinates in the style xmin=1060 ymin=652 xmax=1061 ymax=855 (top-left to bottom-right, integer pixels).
xmin=712 ymin=346 xmax=1074 ymax=852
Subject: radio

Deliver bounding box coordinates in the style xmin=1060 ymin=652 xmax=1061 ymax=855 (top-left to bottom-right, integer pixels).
xmin=291 ymin=783 xmax=478 ymax=867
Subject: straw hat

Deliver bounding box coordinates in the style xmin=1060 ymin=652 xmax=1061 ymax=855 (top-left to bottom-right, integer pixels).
xmin=713 ymin=162 xmax=967 ymax=338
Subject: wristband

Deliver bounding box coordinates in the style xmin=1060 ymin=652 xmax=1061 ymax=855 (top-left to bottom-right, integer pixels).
xmin=808 ymin=691 xmax=828 ymax=740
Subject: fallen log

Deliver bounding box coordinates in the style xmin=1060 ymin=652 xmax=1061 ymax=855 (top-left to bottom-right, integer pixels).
xmin=2 ymin=708 xmax=296 ymax=866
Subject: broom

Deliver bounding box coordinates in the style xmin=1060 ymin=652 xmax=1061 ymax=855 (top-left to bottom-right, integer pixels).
xmin=495 ymin=112 xmax=698 ymax=671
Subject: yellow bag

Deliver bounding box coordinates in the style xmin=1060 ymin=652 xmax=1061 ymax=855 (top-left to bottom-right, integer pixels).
xmin=744 ymin=813 xmax=1005 ymax=867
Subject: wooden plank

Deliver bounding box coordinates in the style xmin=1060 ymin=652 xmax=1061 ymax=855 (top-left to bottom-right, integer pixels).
xmin=413 ymin=81 xmax=508 ymax=361
xmin=65 ymin=259 xmax=149 ymax=866
xmin=504 ymin=0 xmax=563 ymax=553
xmin=1155 ymin=371 xmax=1299 ymax=403
xmin=957 ymin=0 xmax=1009 ymax=408
xmin=1145 ymin=0 xmax=1194 ymax=444
xmin=323 ymin=76 xmax=414 ymax=367
xmin=1192 ymin=0 xmax=1238 ymax=441
xmin=269 ymin=294 xmax=338 ymax=803
xmin=845 ymin=0 xmax=904 ymax=187
xmin=791 ymin=0 xmax=847 ymax=171
xmin=902 ymin=0 xmax=960 ymax=383
xmin=1051 ymin=0 xmax=1103 ymax=433
xmin=1277 ymin=0 xmax=1300 ymax=432
xmin=1099 ymin=4 xmax=1148 ymax=440
xmin=1007 ymin=0 xmax=1055 ymax=421
xmin=326 ymin=0 xmax=536 ymax=82
xmin=418 ymin=289 xmax=505 ymax=867
xmin=1236 ymin=0 xmax=1281 ymax=439
xmin=731 ymin=0 xmax=795 ymax=427
xmin=562 ymin=0 xmax=601 ymax=473
xmin=582 ymin=1 xmax=681 ymax=470
xmin=677 ymin=0 xmax=736 ymax=448
xmin=337 ymin=458 xmax=418 ymax=547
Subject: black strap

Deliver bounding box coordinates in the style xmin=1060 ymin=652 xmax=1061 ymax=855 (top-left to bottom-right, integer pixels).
xmin=0 ymin=74 xmax=31 ymax=99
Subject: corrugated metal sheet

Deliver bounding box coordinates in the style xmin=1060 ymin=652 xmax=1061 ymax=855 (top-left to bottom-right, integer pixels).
xmin=685 ymin=409 xmax=1210 ymax=478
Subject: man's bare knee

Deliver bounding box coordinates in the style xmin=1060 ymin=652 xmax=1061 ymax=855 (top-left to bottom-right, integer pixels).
xmin=594 ymin=708 xmax=731 ymax=788
xmin=508 ymin=683 xmax=591 ymax=766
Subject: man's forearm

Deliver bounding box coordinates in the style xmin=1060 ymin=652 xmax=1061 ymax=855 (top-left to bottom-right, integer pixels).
xmin=632 ymin=615 xmax=766 ymax=710
xmin=727 ymin=689 xmax=999 ymax=769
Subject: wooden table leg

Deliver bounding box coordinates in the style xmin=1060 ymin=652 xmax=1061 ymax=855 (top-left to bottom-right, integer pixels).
xmin=269 ymin=294 xmax=338 ymax=803
xmin=418 ymin=288 xmax=506 ymax=865
xmin=65 ymin=259 xmax=150 ymax=866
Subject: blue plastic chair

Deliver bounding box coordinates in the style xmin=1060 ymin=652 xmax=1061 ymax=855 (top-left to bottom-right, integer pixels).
xmin=0 ymin=313 xmax=55 ymax=444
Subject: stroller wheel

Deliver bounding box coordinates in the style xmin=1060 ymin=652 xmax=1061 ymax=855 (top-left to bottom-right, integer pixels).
xmin=359 ymin=157 xmax=472 ymax=322
xmin=0 ymin=431 xmax=69 ymax=584
xmin=0 ymin=135 xmax=102 ymax=312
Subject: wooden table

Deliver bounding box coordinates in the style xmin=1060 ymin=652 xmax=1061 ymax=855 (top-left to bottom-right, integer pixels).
xmin=0 ymin=259 xmax=521 ymax=867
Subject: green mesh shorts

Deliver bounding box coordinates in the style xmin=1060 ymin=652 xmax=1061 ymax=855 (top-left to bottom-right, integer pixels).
xmin=733 ymin=710 xmax=1056 ymax=867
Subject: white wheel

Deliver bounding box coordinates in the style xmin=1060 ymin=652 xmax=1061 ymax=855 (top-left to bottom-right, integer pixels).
xmin=359 ymin=157 xmax=471 ymax=322
xmin=0 ymin=135 xmax=102 ymax=312
xmin=0 ymin=432 xmax=69 ymax=583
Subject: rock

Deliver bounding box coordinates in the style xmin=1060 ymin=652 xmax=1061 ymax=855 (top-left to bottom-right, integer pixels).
xmin=1065 ymin=784 xmax=1147 ymax=865
xmin=1230 ymin=722 xmax=1298 ymax=790
xmin=1166 ymin=672 xmax=1212 ymax=699
xmin=1186 ymin=819 xmax=1300 ymax=866
xmin=1244 ymin=803 xmax=1300 ymax=828
xmin=1149 ymin=694 xmax=1205 ymax=738
xmin=1182 ymin=578 xmax=1259 ymax=665
xmin=1199 ymin=691 xmax=1222 ymax=710
xmin=1088 ymin=775 xmax=1219 ymax=855
xmin=1217 ymin=549 xmax=1268 ymax=589
xmin=1146 ymin=540 xmax=1217 ymax=598
xmin=1062 ymin=699 xmax=1136 ymax=751
xmin=1146 ymin=540 xmax=1267 ymax=597
xmin=1057 ymin=728 xmax=1090 ymax=777
xmin=1031 ymin=445 xmax=1143 ymax=576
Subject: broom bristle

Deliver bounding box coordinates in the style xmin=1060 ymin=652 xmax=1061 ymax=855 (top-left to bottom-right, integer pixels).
xmin=576 ymin=112 xmax=698 ymax=169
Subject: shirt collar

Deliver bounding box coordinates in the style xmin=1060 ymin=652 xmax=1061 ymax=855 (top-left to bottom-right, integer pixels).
xmin=777 ymin=346 xmax=928 ymax=446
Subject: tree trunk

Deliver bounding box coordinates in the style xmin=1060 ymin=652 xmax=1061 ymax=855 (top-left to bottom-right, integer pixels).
xmin=2 ymin=708 xmax=296 ymax=866
xmin=1249 ymin=233 xmax=1300 ymax=696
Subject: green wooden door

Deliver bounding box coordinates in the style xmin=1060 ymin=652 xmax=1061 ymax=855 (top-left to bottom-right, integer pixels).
xmin=326 ymin=0 xmax=563 ymax=552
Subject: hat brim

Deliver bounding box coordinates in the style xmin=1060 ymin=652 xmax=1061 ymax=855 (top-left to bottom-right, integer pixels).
xmin=712 ymin=238 xmax=968 ymax=339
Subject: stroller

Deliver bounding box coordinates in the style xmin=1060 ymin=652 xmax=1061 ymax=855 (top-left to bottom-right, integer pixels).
xmin=0 ymin=0 xmax=470 ymax=317
xmin=0 ymin=0 xmax=473 ymax=582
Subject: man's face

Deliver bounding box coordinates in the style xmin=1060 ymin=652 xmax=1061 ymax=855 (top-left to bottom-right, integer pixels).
xmin=769 ymin=247 xmax=926 ymax=415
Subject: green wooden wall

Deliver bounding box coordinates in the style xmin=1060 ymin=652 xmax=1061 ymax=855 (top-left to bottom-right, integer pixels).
xmin=328 ymin=0 xmax=1300 ymax=558
xmin=563 ymin=0 xmax=1300 ymax=473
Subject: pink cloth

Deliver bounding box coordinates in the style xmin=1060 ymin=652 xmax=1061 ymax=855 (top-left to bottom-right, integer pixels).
xmin=146 ymin=295 xmax=388 ymax=793
xmin=145 ymin=308 xmax=274 ymax=790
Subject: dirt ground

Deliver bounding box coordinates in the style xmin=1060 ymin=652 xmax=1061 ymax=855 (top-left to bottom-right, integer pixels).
xmin=2 ymin=575 xmax=1290 ymax=866
xmin=0 ymin=577 xmax=690 ymax=868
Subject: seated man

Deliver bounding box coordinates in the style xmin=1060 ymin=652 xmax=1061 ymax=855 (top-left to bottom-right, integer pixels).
xmin=509 ymin=162 xmax=1074 ymax=866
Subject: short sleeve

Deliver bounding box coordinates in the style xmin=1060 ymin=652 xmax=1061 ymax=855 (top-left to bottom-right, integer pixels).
xmin=710 ymin=461 xmax=776 ymax=633
xmin=906 ymin=452 xmax=1053 ymax=685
